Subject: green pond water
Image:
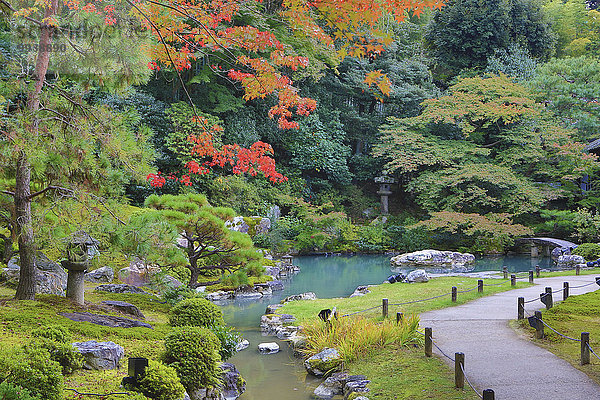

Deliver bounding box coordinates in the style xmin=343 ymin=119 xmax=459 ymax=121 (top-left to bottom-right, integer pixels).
xmin=221 ymin=254 xmax=556 ymax=399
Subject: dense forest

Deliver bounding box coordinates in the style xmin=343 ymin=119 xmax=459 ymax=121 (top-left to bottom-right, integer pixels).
xmin=1 ymin=0 xmax=600 ymax=294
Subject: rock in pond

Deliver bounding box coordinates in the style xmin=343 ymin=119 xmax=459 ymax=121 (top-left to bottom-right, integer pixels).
xmin=304 ymin=348 xmax=342 ymax=376
xmin=405 ymin=269 xmax=430 ymax=283
xmin=2 ymin=252 xmax=67 ymax=295
xmin=72 ymin=340 xmax=124 ymax=370
xmin=391 ymin=250 xmax=475 ymax=269
xmin=235 ymin=339 xmax=250 ymax=352
xmin=220 ymin=362 xmax=246 ymax=400
xmin=258 ymin=342 xmax=280 ymax=354
xmin=84 ymin=266 xmax=114 ymax=283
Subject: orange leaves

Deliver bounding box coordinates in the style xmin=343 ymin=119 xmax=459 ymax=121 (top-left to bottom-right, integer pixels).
xmin=364 ymin=70 xmax=392 ymax=99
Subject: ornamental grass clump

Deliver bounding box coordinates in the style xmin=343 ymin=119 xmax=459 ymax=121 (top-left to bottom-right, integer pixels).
xmin=302 ymin=314 xmax=422 ymax=364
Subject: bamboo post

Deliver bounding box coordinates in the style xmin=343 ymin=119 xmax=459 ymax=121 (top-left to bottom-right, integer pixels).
xmin=455 ymin=352 xmax=464 ymax=389
xmin=581 ymin=332 xmax=590 ymax=365
xmin=483 ymin=389 xmax=495 ymax=400
xmin=518 ymin=297 xmax=524 ymax=320
xmin=563 ymin=282 xmax=569 ymax=301
xmin=452 ymin=286 xmax=457 ymax=302
xmin=478 ymin=279 xmax=483 ymax=293
xmin=425 ymin=327 xmax=432 ymax=357
xmin=511 ymin=274 xmax=516 ymax=286
xmin=535 ymin=311 xmax=544 ymax=339
xmin=529 ymin=270 xmax=534 ymax=284
xmin=382 ymin=298 xmax=388 ymax=318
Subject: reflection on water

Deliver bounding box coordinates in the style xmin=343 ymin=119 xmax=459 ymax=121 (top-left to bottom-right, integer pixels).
xmin=222 ymin=254 xmax=554 ymax=399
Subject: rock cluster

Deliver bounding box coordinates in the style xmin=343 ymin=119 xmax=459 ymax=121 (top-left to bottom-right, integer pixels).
xmin=260 ymin=313 xmax=300 ymax=339
xmin=556 ymin=254 xmax=586 ymax=268
xmin=390 ymin=250 xmax=475 ymax=268
xmin=313 ymin=372 xmax=371 ymax=400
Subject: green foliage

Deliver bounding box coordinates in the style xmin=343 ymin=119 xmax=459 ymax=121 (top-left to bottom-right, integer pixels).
xmin=161 ymin=286 xmax=203 ymax=306
xmin=135 ymin=360 xmax=186 ymax=400
xmin=0 ymin=347 xmax=63 ymax=400
xmin=31 ymin=325 xmax=72 ymax=343
xmin=485 ymin=44 xmax=538 ymax=81
xmin=168 ymin=297 xmax=224 ymax=328
xmin=0 ymin=382 xmax=41 ymax=400
xmin=572 ymin=243 xmax=600 ymax=261
xmin=28 ymin=338 xmax=83 ymax=375
xmin=571 ymin=209 xmax=600 ymax=243
xmin=221 ymin=271 xmax=249 ymax=288
xmin=543 ymin=0 xmax=600 ymax=57
xmin=209 ymin=324 xmax=241 ymax=361
xmin=163 ymin=327 xmax=222 ymax=391
xmin=536 ymin=209 xmax=580 ymax=239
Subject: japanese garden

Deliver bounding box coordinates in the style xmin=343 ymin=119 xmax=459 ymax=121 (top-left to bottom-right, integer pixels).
xmin=1 ymin=0 xmax=600 ymax=398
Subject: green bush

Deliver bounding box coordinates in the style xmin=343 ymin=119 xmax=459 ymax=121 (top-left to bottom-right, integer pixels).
xmin=221 ymin=271 xmax=249 ymax=288
xmin=31 ymin=325 xmax=72 ymax=343
xmin=572 ymin=243 xmax=600 ymax=261
xmin=0 ymin=381 xmax=41 ymax=400
xmin=162 ymin=286 xmax=202 ymax=306
xmin=0 ymin=347 xmax=63 ymax=400
xmin=29 ymin=338 xmax=83 ymax=375
xmin=168 ymin=297 xmax=224 ymax=327
xmin=164 ymin=327 xmax=221 ymax=391
xmin=209 ymin=324 xmax=241 ymax=361
xmin=135 ymin=360 xmax=186 ymax=400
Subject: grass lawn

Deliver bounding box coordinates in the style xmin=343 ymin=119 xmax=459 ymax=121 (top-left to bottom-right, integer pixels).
xmin=280 ymin=276 xmax=532 ymax=323
xmin=514 ymin=288 xmax=600 ymax=385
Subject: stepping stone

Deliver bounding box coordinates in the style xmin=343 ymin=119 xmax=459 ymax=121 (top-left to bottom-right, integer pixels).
xmin=258 ymin=342 xmax=279 ymax=354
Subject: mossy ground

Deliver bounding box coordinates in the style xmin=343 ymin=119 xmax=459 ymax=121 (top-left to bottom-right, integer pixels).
xmin=513 ymin=287 xmax=600 ymax=385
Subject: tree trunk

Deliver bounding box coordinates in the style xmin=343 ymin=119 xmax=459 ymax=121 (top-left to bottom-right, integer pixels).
xmin=14 ymin=154 xmax=36 ymax=300
xmin=14 ymin=0 xmax=58 ymax=300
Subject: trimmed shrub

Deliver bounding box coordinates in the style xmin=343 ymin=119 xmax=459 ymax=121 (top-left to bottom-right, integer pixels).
xmin=572 ymin=243 xmax=600 ymax=261
xmin=29 ymin=338 xmax=83 ymax=375
xmin=135 ymin=360 xmax=186 ymax=400
xmin=162 ymin=286 xmax=202 ymax=306
xmin=0 ymin=381 xmax=41 ymax=400
xmin=31 ymin=325 xmax=72 ymax=343
xmin=0 ymin=347 xmax=63 ymax=400
xmin=168 ymin=297 xmax=223 ymax=327
xmin=164 ymin=326 xmax=221 ymax=391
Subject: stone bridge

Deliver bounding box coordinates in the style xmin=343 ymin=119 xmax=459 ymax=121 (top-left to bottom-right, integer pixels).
xmin=515 ymin=237 xmax=578 ymax=257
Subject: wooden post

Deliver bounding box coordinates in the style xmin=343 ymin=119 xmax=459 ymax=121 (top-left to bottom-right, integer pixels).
xmin=529 ymin=270 xmax=534 ymax=284
xmin=478 ymin=279 xmax=483 ymax=293
xmin=483 ymin=389 xmax=495 ymax=400
xmin=382 ymin=298 xmax=388 ymax=318
xmin=535 ymin=311 xmax=544 ymax=339
xmin=425 ymin=327 xmax=432 ymax=357
xmin=396 ymin=312 xmax=403 ymax=325
xmin=581 ymin=332 xmax=590 ymax=365
xmin=536 ymin=265 xmax=540 ymax=278
xmin=518 ymin=297 xmax=524 ymax=320
xmin=563 ymin=282 xmax=569 ymax=301
xmin=452 ymin=286 xmax=457 ymax=302
xmin=576 ymin=265 xmax=581 ymax=275
xmin=455 ymin=352 xmax=464 ymax=389
xmin=544 ymin=287 xmax=553 ymax=309
xmin=511 ymin=274 xmax=516 ymax=286
xmin=503 ymin=266 xmax=508 ymax=279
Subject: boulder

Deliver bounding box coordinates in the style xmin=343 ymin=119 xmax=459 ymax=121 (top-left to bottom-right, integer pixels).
xmin=118 ymin=258 xmax=160 ymax=286
xmin=313 ymin=373 xmax=346 ymax=399
xmin=60 ymin=312 xmax=153 ymax=329
xmin=551 ymin=246 xmax=571 ymax=261
xmin=71 ymin=340 xmax=124 ymax=370
xmin=84 ymin=266 xmax=114 ymax=283
xmin=3 ymin=252 xmax=67 ymax=295
xmin=265 ymin=280 xmax=284 ymax=291
xmin=304 ymin=348 xmax=342 ymax=376
xmin=95 ymin=284 xmax=149 ymax=294
xmin=344 ymin=379 xmax=370 ymax=399
xmin=287 ymin=332 xmax=307 ymax=350
xmin=225 ymin=216 xmax=250 ymax=234
xmin=350 ymin=285 xmax=372 ymax=297
xmin=206 ymin=290 xmax=234 ymax=302
xmin=405 ymin=269 xmax=430 ymax=283
xmin=390 ymin=250 xmax=475 ymax=268
xmin=557 ymin=254 xmax=586 ymax=268
xmin=220 ymin=363 xmax=246 ymax=400
xmin=235 ymin=339 xmax=250 ymax=352
xmin=234 ymin=286 xmax=263 ymax=299
xmin=264 ymin=266 xmax=280 ymax=278
xmin=101 ymin=300 xmax=145 ymax=319
xmin=282 ymin=292 xmax=317 ymax=303
xmin=255 ymin=218 xmax=271 ymax=235
xmin=258 ymin=342 xmax=280 ymax=354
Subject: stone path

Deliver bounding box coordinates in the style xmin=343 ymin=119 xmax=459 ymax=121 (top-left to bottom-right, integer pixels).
xmin=420 ymin=275 xmax=600 ymax=400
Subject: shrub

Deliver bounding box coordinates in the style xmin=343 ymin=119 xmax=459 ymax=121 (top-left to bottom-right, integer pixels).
xmin=162 ymin=286 xmax=202 ymax=306
xmin=164 ymin=327 xmax=221 ymax=391
xmin=0 ymin=381 xmax=41 ymax=400
xmin=31 ymin=325 xmax=72 ymax=343
xmin=29 ymin=338 xmax=83 ymax=375
xmin=209 ymin=324 xmax=241 ymax=361
xmin=572 ymin=243 xmax=600 ymax=261
xmin=135 ymin=360 xmax=186 ymax=400
xmin=0 ymin=347 xmax=63 ymax=400
xmin=168 ymin=297 xmax=224 ymax=327
xmin=221 ymin=271 xmax=249 ymax=288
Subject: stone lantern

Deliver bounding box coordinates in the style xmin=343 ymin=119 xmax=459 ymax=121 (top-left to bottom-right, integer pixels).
xmin=61 ymin=231 xmax=98 ymax=305
xmin=375 ymin=174 xmax=395 ymax=215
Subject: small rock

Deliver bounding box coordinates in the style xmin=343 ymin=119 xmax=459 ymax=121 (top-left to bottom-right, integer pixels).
xmin=84 ymin=266 xmax=114 ymax=283
xmin=344 ymin=379 xmax=370 ymax=399
xmin=405 ymin=269 xmax=430 ymax=283
xmin=313 ymin=374 xmax=345 ymax=399
xmin=304 ymin=348 xmax=342 ymax=376
xmin=101 ymin=300 xmax=145 ymax=319
xmin=235 ymin=339 xmax=250 ymax=352
xmin=72 ymin=340 xmax=124 ymax=370
xmin=350 ymin=285 xmax=372 ymax=297
xmin=258 ymin=342 xmax=280 ymax=354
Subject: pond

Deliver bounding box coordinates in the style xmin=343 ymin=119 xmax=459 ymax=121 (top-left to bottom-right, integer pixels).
xmin=221 ymin=254 xmax=556 ymax=399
